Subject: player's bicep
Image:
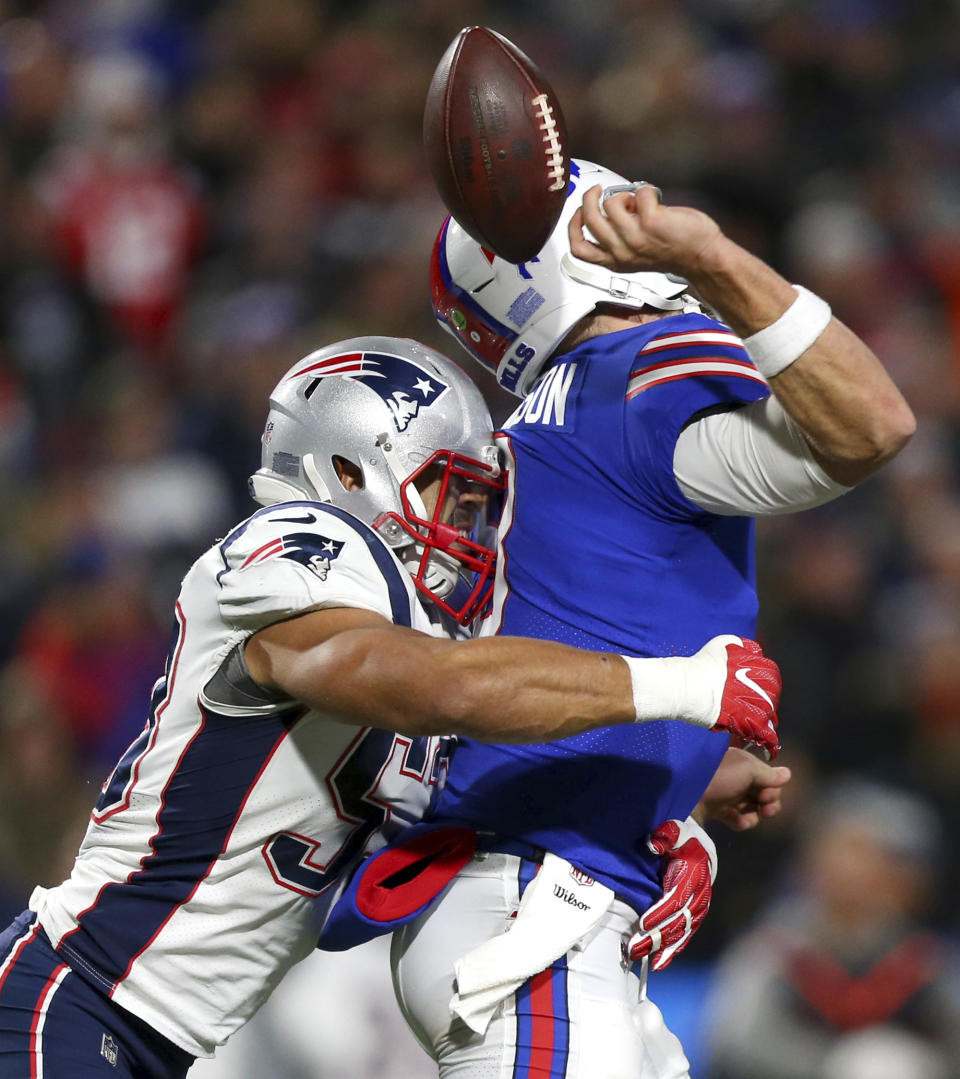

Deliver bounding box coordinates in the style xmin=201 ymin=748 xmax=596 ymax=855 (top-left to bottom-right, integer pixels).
xmin=244 ymin=608 xmax=453 ymax=732
xmin=674 ymin=396 xmax=851 ymax=516
xmin=245 ymin=606 xmax=395 ymax=695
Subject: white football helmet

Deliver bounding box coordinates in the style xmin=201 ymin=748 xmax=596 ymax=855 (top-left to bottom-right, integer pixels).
xmin=430 ymin=158 xmax=703 ymax=397
xmin=249 ymin=336 xmax=505 ymax=625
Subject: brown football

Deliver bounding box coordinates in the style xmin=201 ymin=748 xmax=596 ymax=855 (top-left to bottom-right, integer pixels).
xmin=423 ymin=26 xmax=570 ymax=264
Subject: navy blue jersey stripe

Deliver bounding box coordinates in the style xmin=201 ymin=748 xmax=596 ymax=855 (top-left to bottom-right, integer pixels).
xmin=305 ymin=504 xmax=414 ymax=628
xmin=57 ymin=703 xmax=304 ymax=991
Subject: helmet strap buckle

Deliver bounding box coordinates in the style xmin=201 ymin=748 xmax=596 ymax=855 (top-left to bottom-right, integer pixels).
xmin=609 ymin=277 xmax=631 ymax=299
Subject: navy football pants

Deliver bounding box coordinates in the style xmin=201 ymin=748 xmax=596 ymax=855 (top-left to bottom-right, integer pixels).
xmin=0 ymin=911 xmax=193 ymax=1078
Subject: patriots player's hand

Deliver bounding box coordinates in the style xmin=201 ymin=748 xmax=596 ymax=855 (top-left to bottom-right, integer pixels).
xmin=626 ymin=817 xmax=717 ymax=971
xmin=698 ymin=635 xmax=781 ymax=760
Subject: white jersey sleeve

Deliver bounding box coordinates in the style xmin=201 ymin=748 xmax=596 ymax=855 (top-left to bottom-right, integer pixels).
xmin=30 ymin=499 xmax=448 ymax=1059
xmin=216 ymin=501 xmax=416 ymax=631
xmin=673 ymin=395 xmax=851 ymax=516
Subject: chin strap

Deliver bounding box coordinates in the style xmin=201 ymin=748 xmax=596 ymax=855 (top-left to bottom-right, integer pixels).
xmin=560 ymin=253 xmax=702 ymax=313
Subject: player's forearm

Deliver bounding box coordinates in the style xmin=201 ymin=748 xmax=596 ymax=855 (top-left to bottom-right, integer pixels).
xmin=684 ymin=233 xmax=797 ymax=337
xmin=761 ymin=319 xmax=915 ymax=483
xmin=246 ymin=613 xmax=637 ymax=739
xmin=310 ymin=628 xmax=636 ymax=742
xmin=687 ymin=235 xmax=916 ymax=484
xmin=254 ymin=622 xmax=779 ymax=752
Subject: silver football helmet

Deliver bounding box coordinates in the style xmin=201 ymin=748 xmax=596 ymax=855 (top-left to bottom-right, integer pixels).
xmin=430 ymin=158 xmax=704 ymax=397
xmin=249 ymin=336 xmax=505 ymax=625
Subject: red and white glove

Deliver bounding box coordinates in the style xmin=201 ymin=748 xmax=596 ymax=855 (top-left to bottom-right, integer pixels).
xmin=704 ymin=635 xmax=782 ymax=761
xmin=626 ymin=817 xmax=717 ymax=971
xmin=622 ymin=634 xmax=782 ymax=760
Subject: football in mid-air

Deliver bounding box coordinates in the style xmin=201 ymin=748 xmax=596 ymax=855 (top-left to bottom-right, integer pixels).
xmin=423 ymin=26 xmax=570 ymax=264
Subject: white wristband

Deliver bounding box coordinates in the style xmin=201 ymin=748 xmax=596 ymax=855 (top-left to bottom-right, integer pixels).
xmin=743 ymin=285 xmax=832 ymax=379
xmin=620 ymin=654 xmax=716 ymax=728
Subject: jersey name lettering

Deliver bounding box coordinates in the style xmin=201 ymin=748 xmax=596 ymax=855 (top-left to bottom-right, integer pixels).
xmin=502 ymin=362 xmax=577 ymax=430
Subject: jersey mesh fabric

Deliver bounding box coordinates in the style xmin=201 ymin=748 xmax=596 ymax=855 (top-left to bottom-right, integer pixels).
xmin=432 ymin=315 xmax=770 ymax=914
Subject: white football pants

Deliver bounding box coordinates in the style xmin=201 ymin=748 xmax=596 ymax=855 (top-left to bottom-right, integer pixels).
xmin=391 ymin=852 xmax=691 ymax=1079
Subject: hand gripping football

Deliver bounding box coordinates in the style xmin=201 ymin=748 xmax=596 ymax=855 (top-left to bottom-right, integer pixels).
xmin=423 ymin=26 xmax=570 ymax=264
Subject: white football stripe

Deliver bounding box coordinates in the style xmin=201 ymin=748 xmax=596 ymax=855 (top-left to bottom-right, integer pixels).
xmin=640 ymin=331 xmax=744 ymax=353
xmin=33 ymin=965 xmax=70 ymax=1078
xmin=627 ymin=361 xmax=767 ymax=399
xmin=289 ymin=358 xmax=365 ymax=379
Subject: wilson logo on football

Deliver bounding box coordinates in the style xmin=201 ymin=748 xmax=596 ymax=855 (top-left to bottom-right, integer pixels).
xmin=288 ymin=351 xmax=450 ymax=433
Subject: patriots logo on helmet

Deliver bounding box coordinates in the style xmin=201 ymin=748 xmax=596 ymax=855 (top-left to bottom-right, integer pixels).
xmin=241 ymin=531 xmax=345 ymax=581
xmin=289 ymin=351 xmax=450 ymax=433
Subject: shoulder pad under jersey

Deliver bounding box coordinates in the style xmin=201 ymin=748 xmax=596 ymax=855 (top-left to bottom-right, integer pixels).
xmin=215 ymin=502 xmax=418 ymax=631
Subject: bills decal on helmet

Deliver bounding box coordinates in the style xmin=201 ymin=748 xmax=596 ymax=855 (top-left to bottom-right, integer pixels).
xmin=287 ymin=351 xmax=451 ymax=433
xmin=506 ymin=287 xmax=545 ymax=328
xmin=240 ymin=532 xmax=345 ymax=581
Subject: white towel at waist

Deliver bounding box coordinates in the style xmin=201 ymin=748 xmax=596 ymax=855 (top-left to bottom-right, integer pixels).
xmin=450 ymin=852 xmax=616 ymax=1034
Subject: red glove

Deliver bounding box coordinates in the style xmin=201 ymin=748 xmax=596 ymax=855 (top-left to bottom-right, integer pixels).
xmin=709 ymin=636 xmax=781 ymax=760
xmin=626 ymin=817 xmax=717 ymax=971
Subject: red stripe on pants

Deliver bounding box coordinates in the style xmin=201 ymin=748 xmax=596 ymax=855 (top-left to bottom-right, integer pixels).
xmin=526 ymin=969 xmax=556 ymax=1076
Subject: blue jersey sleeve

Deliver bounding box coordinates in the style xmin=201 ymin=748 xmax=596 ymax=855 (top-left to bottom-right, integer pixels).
xmin=623 ymin=315 xmax=770 ymax=518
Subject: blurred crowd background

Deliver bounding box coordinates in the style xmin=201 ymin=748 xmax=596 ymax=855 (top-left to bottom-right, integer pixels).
xmin=1 ymin=0 xmax=959 ymax=1076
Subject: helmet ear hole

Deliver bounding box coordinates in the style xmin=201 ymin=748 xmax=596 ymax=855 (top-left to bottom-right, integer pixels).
xmin=332 ymin=456 xmax=364 ymax=492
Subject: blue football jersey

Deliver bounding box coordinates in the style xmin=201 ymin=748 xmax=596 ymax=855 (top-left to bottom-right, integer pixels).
xmin=432 ymin=313 xmax=771 ymax=913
